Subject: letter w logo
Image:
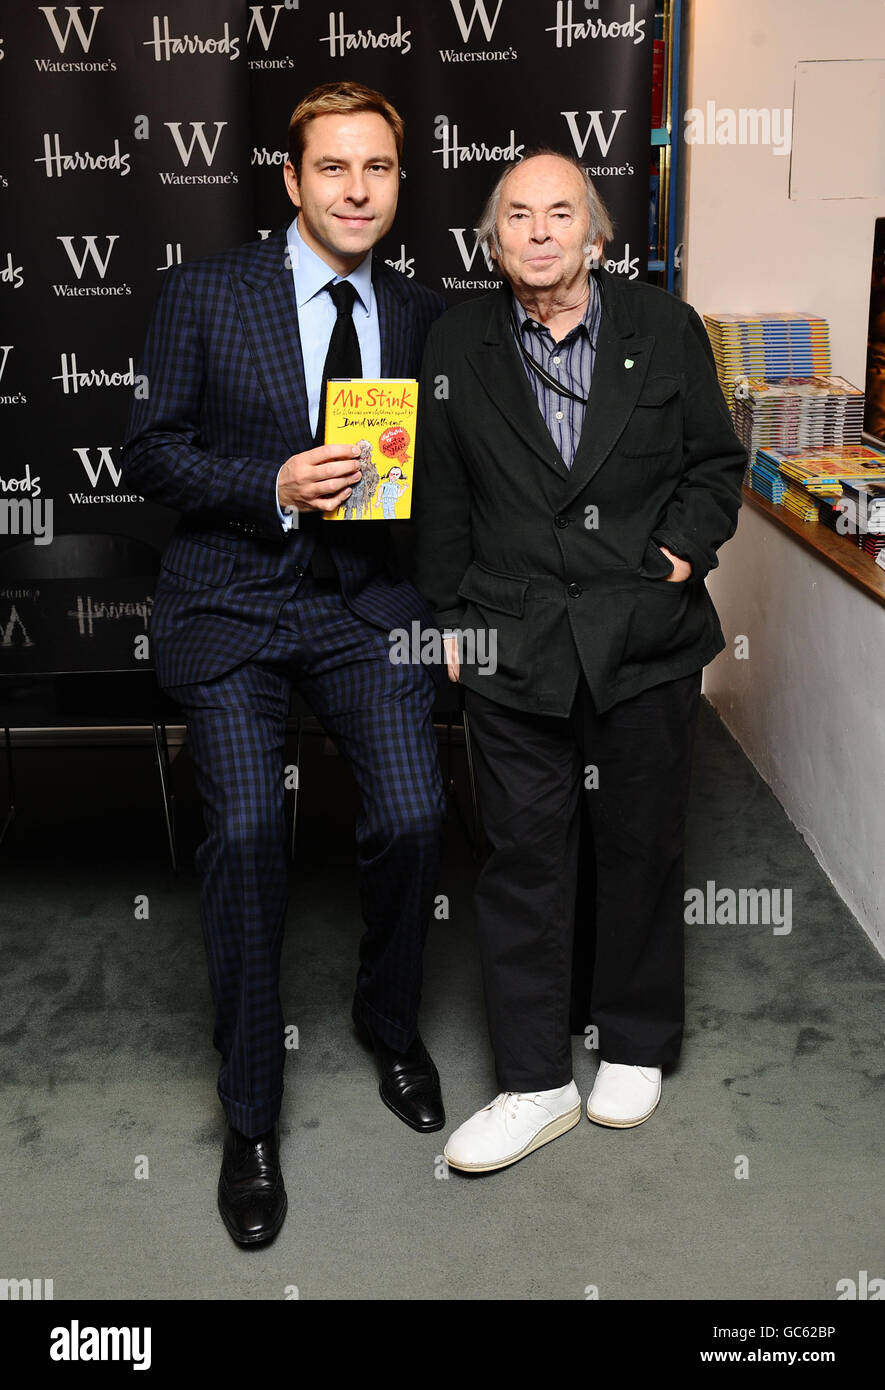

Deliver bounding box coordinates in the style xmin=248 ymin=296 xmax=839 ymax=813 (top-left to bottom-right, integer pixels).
xmin=449 ymin=228 xmax=493 ymax=272
xmin=561 ymin=110 xmax=626 ymax=158
xmin=73 ymin=446 xmax=121 ymax=488
xmin=247 ymin=4 xmax=284 ymax=50
xmin=56 ymin=235 xmax=118 ymax=279
xmin=38 ymin=6 xmax=103 ymax=53
xmin=0 ymin=346 xmax=12 ymax=385
xmin=165 ymin=122 xmax=227 ymax=168
xmin=449 ymin=0 xmax=504 ymax=42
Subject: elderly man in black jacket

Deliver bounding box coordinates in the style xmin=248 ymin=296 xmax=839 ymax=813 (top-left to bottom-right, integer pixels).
xmin=413 ymin=150 xmax=745 ymax=1173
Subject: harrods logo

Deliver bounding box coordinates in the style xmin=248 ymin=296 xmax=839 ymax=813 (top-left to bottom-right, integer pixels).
xmin=1 ymin=254 xmax=24 ymax=288
xmin=252 ymin=147 xmax=287 ymax=167
xmin=321 ymin=11 xmax=412 ymax=58
xmin=0 ymin=463 xmax=41 ymax=498
xmin=36 ymin=5 xmax=115 ymax=70
xmin=36 ymin=134 xmax=130 ymax=178
xmin=67 ymin=592 xmax=154 ymax=637
xmin=383 ymin=244 xmax=414 ymax=278
xmin=52 ymin=352 xmax=141 ymax=396
xmin=433 ymin=120 xmax=524 ymax=170
xmin=144 ymin=15 xmax=241 ymax=62
xmin=546 ymin=1 xmax=647 ymax=48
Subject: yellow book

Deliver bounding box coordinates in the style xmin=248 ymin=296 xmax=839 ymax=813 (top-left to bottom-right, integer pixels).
xmin=322 ymin=377 xmax=418 ymax=520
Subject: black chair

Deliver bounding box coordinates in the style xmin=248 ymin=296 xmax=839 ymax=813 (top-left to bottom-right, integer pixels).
xmin=285 ymin=679 xmax=481 ymax=860
xmin=1 ymin=533 xmax=482 ymax=866
xmin=0 ymin=532 xmax=179 ymax=862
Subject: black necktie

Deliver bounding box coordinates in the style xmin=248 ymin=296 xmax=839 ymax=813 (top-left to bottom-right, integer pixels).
xmin=315 ymin=279 xmax=362 ymax=446
xmin=306 ymin=279 xmax=363 ymax=578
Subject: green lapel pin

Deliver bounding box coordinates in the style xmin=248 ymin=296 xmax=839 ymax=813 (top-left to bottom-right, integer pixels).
xmin=624 ymin=358 xmax=634 ymax=369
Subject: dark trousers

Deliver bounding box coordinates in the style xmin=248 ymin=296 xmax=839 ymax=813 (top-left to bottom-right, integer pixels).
xmin=169 ymin=573 xmax=445 ymax=1137
xmin=463 ymin=669 xmax=702 ymax=1091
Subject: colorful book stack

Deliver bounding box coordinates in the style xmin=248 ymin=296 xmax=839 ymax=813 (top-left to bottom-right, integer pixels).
xmin=780 ymin=481 xmax=820 ymax=522
xmin=839 ymin=478 xmax=885 ymax=555
xmin=732 ymin=376 xmax=865 ymax=454
xmin=702 ymin=312 xmax=831 ymax=401
xmin=746 ymin=452 xmax=787 ymax=504
xmin=754 ymin=445 xmax=885 ymax=527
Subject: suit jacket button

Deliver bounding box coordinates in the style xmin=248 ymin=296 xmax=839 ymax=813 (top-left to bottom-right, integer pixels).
xmin=293 ymin=565 xmax=305 ymax=579
xmin=567 ymin=581 xmax=583 ymax=598
xmin=554 ymin=514 xmax=569 ymax=529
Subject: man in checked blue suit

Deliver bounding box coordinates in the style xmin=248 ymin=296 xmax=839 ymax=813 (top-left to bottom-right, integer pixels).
xmin=123 ymin=82 xmax=447 ymax=1246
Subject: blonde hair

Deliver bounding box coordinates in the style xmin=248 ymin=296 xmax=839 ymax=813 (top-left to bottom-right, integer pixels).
xmin=287 ymin=81 xmax=404 ymax=175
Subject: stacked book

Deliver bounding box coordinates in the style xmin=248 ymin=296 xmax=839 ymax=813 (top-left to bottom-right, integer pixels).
xmin=752 ymin=445 xmax=885 ymax=526
xmin=862 ymin=534 xmax=885 ymax=560
xmin=746 ymin=452 xmax=787 ymax=504
xmin=838 ymin=477 xmax=885 ymax=539
xmin=780 ymin=480 xmax=820 ymax=522
xmin=732 ymin=376 xmax=865 ymax=454
xmin=702 ymin=312 xmax=831 ymax=400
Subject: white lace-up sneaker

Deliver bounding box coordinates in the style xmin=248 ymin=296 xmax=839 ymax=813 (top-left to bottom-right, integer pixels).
xmin=586 ymin=1061 xmax=662 ymax=1128
xmin=444 ymin=1081 xmax=582 ymax=1173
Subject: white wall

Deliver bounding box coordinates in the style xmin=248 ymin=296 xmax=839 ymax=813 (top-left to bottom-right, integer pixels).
xmin=683 ymin=0 xmax=885 ymax=953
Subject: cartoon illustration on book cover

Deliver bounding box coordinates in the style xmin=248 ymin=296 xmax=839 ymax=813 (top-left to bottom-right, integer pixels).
xmin=323 ymin=380 xmax=418 ymax=521
xmin=341 ymin=439 xmax=380 ymax=520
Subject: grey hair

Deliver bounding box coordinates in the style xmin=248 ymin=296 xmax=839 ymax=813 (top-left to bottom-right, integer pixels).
xmin=476 ymin=148 xmax=614 ymax=268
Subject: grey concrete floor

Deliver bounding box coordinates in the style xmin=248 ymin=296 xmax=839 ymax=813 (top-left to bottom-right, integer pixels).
xmin=1 ymin=699 xmax=884 ymax=1301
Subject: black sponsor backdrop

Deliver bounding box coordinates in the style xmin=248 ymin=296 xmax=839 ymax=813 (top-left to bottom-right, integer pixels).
xmin=0 ymin=0 xmax=653 ymax=600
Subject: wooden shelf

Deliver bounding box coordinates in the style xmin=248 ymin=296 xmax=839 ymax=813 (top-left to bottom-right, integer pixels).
xmin=741 ymin=484 xmax=885 ymax=607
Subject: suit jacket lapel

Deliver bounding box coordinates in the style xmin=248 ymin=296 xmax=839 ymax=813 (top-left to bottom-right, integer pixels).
xmin=374 ymin=261 xmax=414 ymax=379
xmin=230 ymin=229 xmax=313 ymax=454
xmin=466 ymin=288 xmax=570 ymax=483
xmin=562 ymin=270 xmax=654 ymax=503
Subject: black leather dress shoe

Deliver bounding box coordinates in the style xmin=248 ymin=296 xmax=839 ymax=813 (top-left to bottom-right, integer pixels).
xmin=353 ymin=1012 xmax=445 ymax=1133
xmin=217 ymin=1122 xmax=287 ymax=1246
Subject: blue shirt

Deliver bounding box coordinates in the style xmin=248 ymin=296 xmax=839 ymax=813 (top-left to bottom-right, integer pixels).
xmin=276 ymin=216 xmax=381 ymax=527
xmin=511 ymin=274 xmax=601 ymax=469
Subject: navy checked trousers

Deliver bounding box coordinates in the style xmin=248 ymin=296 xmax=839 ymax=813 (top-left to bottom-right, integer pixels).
xmin=168 ymin=573 xmax=445 ymax=1137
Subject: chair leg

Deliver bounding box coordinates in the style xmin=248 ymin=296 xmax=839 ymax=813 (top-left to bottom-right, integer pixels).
xmin=461 ymin=709 xmax=482 ymax=851
xmin=152 ymin=722 xmax=177 ymax=871
xmin=444 ymin=714 xmax=455 ymax=794
xmin=289 ymin=717 xmax=302 ymax=861
xmin=0 ymin=726 xmax=15 ymax=846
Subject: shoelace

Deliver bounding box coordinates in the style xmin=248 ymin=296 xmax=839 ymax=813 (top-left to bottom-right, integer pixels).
xmin=488 ymin=1091 xmax=540 ymax=1121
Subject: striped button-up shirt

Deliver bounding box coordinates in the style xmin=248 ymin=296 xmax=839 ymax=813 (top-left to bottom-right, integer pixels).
xmin=511 ymin=274 xmax=602 ymax=468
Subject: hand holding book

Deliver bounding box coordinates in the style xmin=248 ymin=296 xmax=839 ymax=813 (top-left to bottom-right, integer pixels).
xmin=277 ymin=442 xmax=363 ymax=514
xmin=321 ymin=378 xmax=419 ymax=521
